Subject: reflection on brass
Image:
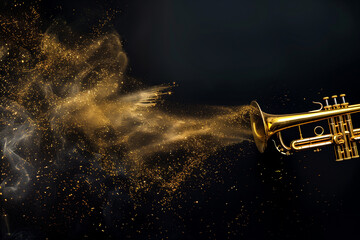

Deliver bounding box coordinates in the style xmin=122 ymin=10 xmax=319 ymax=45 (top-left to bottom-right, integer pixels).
xmin=250 ymin=94 xmax=360 ymax=161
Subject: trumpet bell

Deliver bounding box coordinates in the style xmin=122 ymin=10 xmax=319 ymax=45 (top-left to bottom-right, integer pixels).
xmin=250 ymin=101 xmax=268 ymax=153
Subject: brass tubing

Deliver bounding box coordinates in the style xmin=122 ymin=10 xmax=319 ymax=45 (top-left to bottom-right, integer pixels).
xmin=328 ymin=116 xmax=343 ymax=160
xmin=344 ymin=114 xmax=359 ymax=157
xmin=351 ymin=128 xmax=360 ymax=141
xmin=277 ymin=132 xmax=291 ymax=151
xmin=326 ymin=103 xmax=342 ymax=160
xmin=291 ymin=134 xmax=333 ymax=151
xmin=337 ymin=114 xmax=351 ymax=159
xmin=265 ymin=104 xmax=360 ymax=136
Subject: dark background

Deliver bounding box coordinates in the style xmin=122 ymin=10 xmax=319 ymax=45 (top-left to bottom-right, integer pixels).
xmin=2 ymin=0 xmax=360 ymax=239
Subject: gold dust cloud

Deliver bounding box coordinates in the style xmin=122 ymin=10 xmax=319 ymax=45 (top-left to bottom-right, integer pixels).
xmin=0 ymin=5 xmax=253 ymax=231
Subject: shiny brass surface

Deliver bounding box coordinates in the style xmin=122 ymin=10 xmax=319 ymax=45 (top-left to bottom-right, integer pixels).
xmin=250 ymin=94 xmax=360 ymax=161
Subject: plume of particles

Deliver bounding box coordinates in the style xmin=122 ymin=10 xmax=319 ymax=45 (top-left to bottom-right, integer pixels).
xmin=0 ymin=7 xmax=253 ymax=239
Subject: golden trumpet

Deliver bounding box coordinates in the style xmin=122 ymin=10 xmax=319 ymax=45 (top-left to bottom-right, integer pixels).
xmin=250 ymin=94 xmax=360 ymax=161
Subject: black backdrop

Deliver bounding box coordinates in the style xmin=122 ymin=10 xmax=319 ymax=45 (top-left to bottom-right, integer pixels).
xmin=2 ymin=0 xmax=360 ymax=239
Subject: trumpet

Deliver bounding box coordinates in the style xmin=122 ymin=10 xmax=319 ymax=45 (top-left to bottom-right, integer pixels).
xmin=250 ymin=94 xmax=360 ymax=161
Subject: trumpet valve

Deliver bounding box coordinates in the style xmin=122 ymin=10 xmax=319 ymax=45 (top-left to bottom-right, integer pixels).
xmin=323 ymin=96 xmax=329 ymax=105
xmin=340 ymin=94 xmax=349 ymax=107
xmin=323 ymin=97 xmax=331 ymax=110
xmin=332 ymin=95 xmax=341 ymax=107
xmin=332 ymin=95 xmax=341 ymax=108
xmin=340 ymin=94 xmax=346 ymax=103
xmin=332 ymin=95 xmax=338 ymax=103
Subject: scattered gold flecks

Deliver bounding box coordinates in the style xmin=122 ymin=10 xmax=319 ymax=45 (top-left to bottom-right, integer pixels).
xmin=0 ymin=3 xmax=254 ymax=234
